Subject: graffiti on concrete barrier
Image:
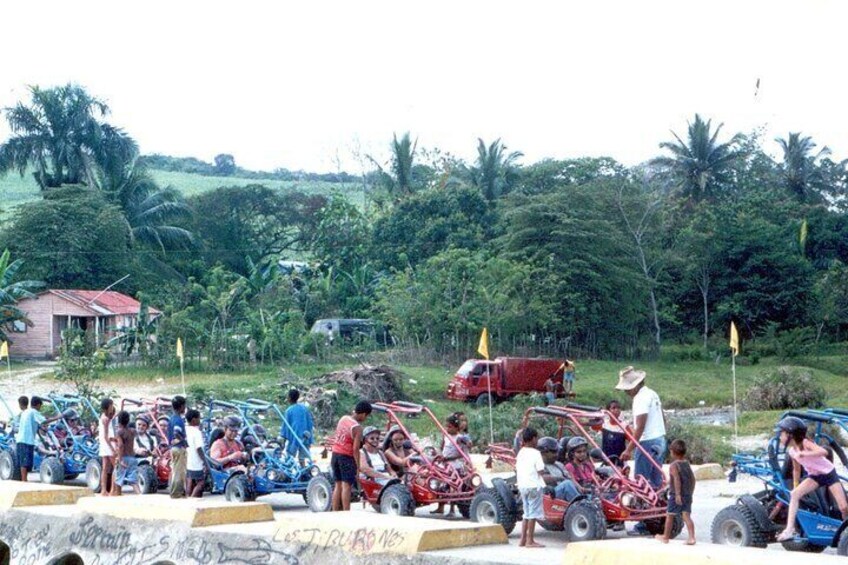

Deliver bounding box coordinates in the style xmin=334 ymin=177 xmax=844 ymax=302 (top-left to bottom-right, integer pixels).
xmin=281 ymin=526 xmax=406 ymax=554
xmin=0 ymin=512 xmax=302 ymax=565
xmin=217 ymin=539 xmax=301 ymax=564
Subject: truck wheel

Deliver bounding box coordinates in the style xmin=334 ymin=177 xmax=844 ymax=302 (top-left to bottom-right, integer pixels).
xmin=306 ymin=473 xmax=333 ymax=512
xmin=564 ymin=500 xmax=606 ymax=542
xmin=225 ymin=474 xmax=256 ymax=502
xmin=40 ymin=457 xmax=66 ymax=485
xmin=138 ymin=464 xmax=158 ymax=494
xmin=85 ymin=459 xmax=102 ymax=493
xmin=475 ymin=393 xmax=493 ymax=408
xmin=470 ymin=488 xmax=517 ymax=535
xmin=380 ymin=484 xmax=415 ymax=516
xmin=710 ymin=504 xmax=768 ymax=548
xmin=0 ymin=450 xmax=20 ymax=480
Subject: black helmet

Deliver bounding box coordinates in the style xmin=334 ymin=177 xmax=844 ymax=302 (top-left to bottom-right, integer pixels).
xmin=62 ymin=408 xmax=79 ymax=420
xmin=537 ymin=437 xmax=559 ymax=453
xmin=777 ymin=416 xmax=806 ymax=435
xmin=223 ymin=415 xmax=242 ymax=430
xmin=566 ymin=436 xmax=589 ymax=453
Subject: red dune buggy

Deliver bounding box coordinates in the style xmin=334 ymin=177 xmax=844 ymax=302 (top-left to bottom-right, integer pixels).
xmin=471 ymin=403 xmax=681 ymax=540
xmin=307 ymin=401 xmax=483 ymax=516
xmin=119 ymin=396 xmax=174 ymax=493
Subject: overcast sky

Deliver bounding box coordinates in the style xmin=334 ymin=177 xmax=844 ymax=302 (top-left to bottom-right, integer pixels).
xmin=1 ymin=1 xmax=846 ymax=173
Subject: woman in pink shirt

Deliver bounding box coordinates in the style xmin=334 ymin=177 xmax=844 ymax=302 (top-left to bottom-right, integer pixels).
xmin=776 ymin=416 xmax=848 ymax=542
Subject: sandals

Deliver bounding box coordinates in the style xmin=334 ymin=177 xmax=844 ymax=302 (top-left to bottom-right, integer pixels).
xmin=775 ymin=530 xmax=796 ymax=542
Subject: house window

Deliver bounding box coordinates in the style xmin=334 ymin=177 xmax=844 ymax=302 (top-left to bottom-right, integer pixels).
xmin=12 ymin=320 xmax=26 ymax=333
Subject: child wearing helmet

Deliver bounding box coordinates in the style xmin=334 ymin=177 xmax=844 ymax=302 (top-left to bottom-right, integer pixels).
xmin=564 ymin=437 xmax=595 ymax=492
xmin=776 ymin=416 xmax=848 ymax=542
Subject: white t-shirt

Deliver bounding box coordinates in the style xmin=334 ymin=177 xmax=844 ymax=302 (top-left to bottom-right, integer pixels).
xmin=515 ymin=446 xmax=546 ymax=489
xmin=632 ymin=386 xmax=665 ymax=441
xmin=186 ymin=426 xmax=205 ymax=472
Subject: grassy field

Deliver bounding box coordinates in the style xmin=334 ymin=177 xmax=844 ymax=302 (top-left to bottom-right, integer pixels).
xmin=81 ymin=355 xmax=848 ymax=463
xmin=0 ymin=168 xmax=365 ymax=218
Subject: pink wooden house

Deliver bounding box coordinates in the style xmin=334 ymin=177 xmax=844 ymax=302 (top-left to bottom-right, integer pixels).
xmin=8 ymin=290 xmax=160 ymax=359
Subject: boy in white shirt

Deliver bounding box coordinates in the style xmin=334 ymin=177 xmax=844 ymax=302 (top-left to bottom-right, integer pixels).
xmin=515 ymin=427 xmax=546 ymax=548
xmin=185 ymin=409 xmax=206 ymax=498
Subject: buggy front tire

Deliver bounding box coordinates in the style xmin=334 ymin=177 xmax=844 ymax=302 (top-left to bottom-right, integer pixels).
xmin=40 ymin=457 xmax=66 ymax=485
xmin=306 ymin=473 xmax=333 ymax=512
xmin=380 ymin=484 xmax=415 ymax=516
xmin=563 ymin=500 xmax=606 ymax=542
xmin=0 ymin=449 xmax=20 ymax=481
xmin=469 ymin=488 xmax=517 ymax=535
xmin=85 ymin=459 xmax=102 ymax=493
xmin=225 ymin=474 xmax=256 ymax=503
xmin=710 ymin=504 xmax=769 ymax=548
xmin=138 ymin=464 xmax=158 ymax=494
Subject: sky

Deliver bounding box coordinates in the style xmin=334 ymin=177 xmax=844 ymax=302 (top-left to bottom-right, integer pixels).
xmin=1 ymin=1 xmax=847 ymax=174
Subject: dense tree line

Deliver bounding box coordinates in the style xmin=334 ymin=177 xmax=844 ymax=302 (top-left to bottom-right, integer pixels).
xmin=1 ymin=85 xmax=847 ymax=364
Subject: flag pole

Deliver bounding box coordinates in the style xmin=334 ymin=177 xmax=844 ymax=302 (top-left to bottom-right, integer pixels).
xmin=486 ymin=363 xmax=494 ymax=445
xmin=732 ymin=352 xmax=738 ymax=452
xmin=180 ymin=357 xmax=186 ymax=396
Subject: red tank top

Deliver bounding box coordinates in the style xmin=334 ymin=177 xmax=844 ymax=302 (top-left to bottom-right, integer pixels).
xmin=332 ymin=415 xmax=358 ymax=456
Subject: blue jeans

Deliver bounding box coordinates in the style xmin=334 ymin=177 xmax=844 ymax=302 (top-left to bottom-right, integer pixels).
xmin=633 ymin=436 xmax=666 ymax=490
xmin=554 ymin=479 xmax=580 ymax=502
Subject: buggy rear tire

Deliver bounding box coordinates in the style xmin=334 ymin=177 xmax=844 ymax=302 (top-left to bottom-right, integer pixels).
xmin=837 ymin=528 xmax=848 ymax=556
xmin=643 ymin=514 xmax=683 ymax=539
xmin=475 ymin=394 xmax=493 ymax=408
xmin=85 ymin=459 xmax=102 ymax=493
xmin=306 ymin=473 xmax=333 ymax=512
xmin=470 ymin=488 xmax=518 ymax=535
xmin=380 ymin=484 xmax=415 ymax=516
xmin=138 ymin=464 xmax=158 ymax=494
xmin=563 ymin=500 xmax=606 ymax=542
xmin=0 ymin=449 xmax=20 ymax=481
xmin=781 ymin=539 xmax=827 ymax=553
xmin=710 ymin=504 xmax=769 ymax=548
xmin=40 ymin=457 xmax=66 ymax=485
xmin=225 ymin=474 xmax=256 ymax=503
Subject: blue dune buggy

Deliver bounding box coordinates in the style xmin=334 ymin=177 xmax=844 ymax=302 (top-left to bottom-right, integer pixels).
xmin=711 ymin=409 xmax=848 ymax=554
xmin=0 ymin=395 xmax=21 ymax=480
xmin=36 ymin=395 xmax=99 ymax=485
xmin=202 ymin=399 xmax=320 ymax=502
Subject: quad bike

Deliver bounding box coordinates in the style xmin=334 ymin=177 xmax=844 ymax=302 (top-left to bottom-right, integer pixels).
xmin=306 ymin=401 xmax=483 ymax=516
xmin=202 ymin=399 xmax=321 ymax=502
xmin=472 ymin=403 xmax=680 ymax=541
xmin=712 ymin=409 xmax=848 ymax=554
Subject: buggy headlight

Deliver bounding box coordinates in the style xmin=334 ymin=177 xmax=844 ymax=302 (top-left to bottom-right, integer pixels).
xmin=267 ymin=470 xmax=278 ymax=482
xmin=310 ymin=466 xmax=320 ymax=477
xmin=428 ymin=478 xmax=441 ymax=490
xmin=72 ymin=452 xmax=85 ymax=463
xmin=621 ymin=493 xmax=635 ymax=508
xmin=471 ymin=474 xmax=482 ymax=487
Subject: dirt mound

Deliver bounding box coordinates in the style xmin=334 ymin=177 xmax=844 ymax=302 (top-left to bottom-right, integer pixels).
xmin=303 ymin=364 xmax=410 ymax=430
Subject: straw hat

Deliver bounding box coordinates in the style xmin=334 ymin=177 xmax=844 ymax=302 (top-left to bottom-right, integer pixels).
xmin=614 ymin=366 xmax=646 ymax=391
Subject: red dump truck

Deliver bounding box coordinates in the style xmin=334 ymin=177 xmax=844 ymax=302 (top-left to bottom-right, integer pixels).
xmin=446 ymin=357 xmax=565 ymax=406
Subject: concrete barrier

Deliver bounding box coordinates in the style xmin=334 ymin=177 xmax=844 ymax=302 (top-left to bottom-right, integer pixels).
xmin=0 ymin=481 xmax=90 ymax=509
xmin=564 ymin=538 xmax=843 ymax=565
xmin=274 ymin=509 xmax=507 ymax=555
xmin=76 ymin=495 xmax=274 ymax=527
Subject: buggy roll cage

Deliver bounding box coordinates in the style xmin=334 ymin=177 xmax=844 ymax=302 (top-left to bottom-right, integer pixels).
xmin=237 ymin=397 xmax=314 ymax=463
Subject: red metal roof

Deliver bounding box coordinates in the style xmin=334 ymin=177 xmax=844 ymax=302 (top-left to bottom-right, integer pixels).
xmin=49 ymin=290 xmax=161 ymax=316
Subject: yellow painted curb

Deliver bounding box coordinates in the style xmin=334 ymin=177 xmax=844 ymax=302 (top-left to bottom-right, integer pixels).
xmin=564 ymin=539 xmax=845 ymax=565
xmin=274 ymin=510 xmax=507 ymax=555
xmin=0 ymin=481 xmax=91 ymax=509
xmin=76 ymin=495 xmax=274 ymax=528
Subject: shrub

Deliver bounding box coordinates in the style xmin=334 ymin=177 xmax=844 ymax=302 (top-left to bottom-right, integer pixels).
xmin=743 ymin=366 xmax=825 ymax=410
xmin=664 ymin=420 xmax=725 ymax=465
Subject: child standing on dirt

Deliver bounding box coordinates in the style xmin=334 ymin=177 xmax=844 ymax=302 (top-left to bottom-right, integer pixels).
xmin=776 ymin=416 xmax=848 ymax=542
xmin=185 ymin=409 xmax=206 ymax=498
xmin=657 ymin=439 xmax=696 ymax=545
xmin=516 ymin=427 xmax=546 ymax=548
xmin=112 ymin=410 xmax=141 ymax=495
xmin=330 ymin=400 xmax=372 ymax=511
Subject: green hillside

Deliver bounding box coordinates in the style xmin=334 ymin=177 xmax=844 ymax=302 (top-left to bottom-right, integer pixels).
xmin=0 ymin=168 xmax=364 ymax=216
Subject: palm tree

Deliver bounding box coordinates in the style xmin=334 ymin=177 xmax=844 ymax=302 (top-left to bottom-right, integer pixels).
xmin=93 ymin=137 xmax=194 ymax=253
xmin=776 ymin=132 xmax=830 ymax=202
xmin=0 ymin=249 xmax=44 ymax=341
xmin=651 ymin=114 xmax=744 ymax=201
xmin=0 ymin=84 xmax=113 ymax=189
xmin=468 ymin=138 xmax=523 ymax=200
xmin=367 ymin=132 xmax=418 ymax=202
xmin=106 ymin=300 xmax=158 ymax=358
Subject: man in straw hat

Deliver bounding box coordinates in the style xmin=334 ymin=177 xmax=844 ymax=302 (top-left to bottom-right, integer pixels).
xmin=615 ymin=366 xmax=667 ymax=490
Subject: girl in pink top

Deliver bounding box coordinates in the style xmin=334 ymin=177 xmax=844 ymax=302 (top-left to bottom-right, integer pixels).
xmin=776 ymin=417 xmax=848 ymax=542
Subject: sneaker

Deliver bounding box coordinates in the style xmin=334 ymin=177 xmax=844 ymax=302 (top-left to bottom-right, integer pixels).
xmin=627 ymin=523 xmax=650 ymax=536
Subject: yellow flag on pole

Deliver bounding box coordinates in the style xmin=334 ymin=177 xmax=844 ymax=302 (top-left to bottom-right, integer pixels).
xmin=729 ymin=322 xmax=740 ymax=357
xmin=176 ymin=338 xmax=184 ymax=362
xmin=477 ymin=328 xmax=489 ymax=360
xmin=0 ymin=341 xmax=7 ymax=360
